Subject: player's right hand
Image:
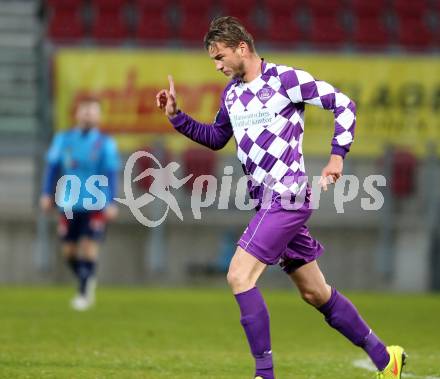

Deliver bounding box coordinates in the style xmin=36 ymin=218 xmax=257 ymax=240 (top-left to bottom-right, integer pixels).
xmin=156 ymin=75 xmax=178 ymax=118
xmin=104 ymin=203 xmax=119 ymax=221
xmin=39 ymin=195 xmax=53 ymax=213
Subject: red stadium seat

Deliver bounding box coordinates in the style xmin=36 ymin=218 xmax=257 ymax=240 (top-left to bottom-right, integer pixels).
xmin=182 ymin=147 xmax=217 ymax=193
xmin=351 ymin=0 xmax=390 ymax=49
xmin=434 ymin=2 xmax=440 ymax=47
xmin=308 ymin=15 xmax=346 ymax=47
xmin=393 ymin=0 xmax=429 ymax=19
xmin=90 ymin=0 xmax=128 ymax=8
xmin=178 ymin=0 xmax=212 ymax=11
xmin=306 ymin=0 xmax=346 ymax=47
xmin=46 ymin=0 xmax=85 ymax=41
xmin=263 ymin=0 xmax=302 ymax=13
xmin=391 ymin=0 xmax=433 ymax=50
xmin=177 ymin=0 xmax=214 ymax=44
xmin=396 ymin=18 xmax=433 ymax=50
xmin=351 ymin=0 xmax=387 ymax=17
xmin=262 ymin=0 xmax=303 ymax=44
xmin=265 ymin=14 xmax=303 ymax=44
xmin=178 ymin=15 xmax=211 ymax=44
xmin=46 ymin=0 xmax=83 ymax=7
xmin=135 ymin=0 xmax=172 ymax=42
xmin=91 ymin=11 xmax=129 ymax=42
xmin=390 ymin=149 xmax=417 ymax=198
xmin=352 ymin=17 xmax=390 ymax=49
xmin=306 ymin=0 xmax=344 ymax=17
xmin=220 ymin=0 xmax=262 ymax=40
xmin=90 ymin=0 xmax=129 ymax=42
xmin=221 ymin=0 xmax=258 ymax=17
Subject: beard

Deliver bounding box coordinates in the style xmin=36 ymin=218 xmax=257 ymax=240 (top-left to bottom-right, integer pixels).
xmin=231 ymin=61 xmax=246 ymax=80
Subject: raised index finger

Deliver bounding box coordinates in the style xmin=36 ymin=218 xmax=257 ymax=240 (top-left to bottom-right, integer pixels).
xmin=168 ymin=75 xmax=175 ymax=96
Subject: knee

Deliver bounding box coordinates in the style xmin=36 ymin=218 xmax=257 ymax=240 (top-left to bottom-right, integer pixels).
xmin=226 ymin=269 xmax=252 ymax=293
xmin=62 ymin=245 xmax=77 ymax=260
xmin=300 ymin=287 xmax=330 ymax=308
xmin=83 ymin=250 xmax=98 ymax=261
xmin=81 ymin=240 xmax=99 ymax=261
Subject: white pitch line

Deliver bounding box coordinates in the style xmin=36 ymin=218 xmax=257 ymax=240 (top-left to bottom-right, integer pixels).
xmin=352 ymin=358 xmax=440 ymax=379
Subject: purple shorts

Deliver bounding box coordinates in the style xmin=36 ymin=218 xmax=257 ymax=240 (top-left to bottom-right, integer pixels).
xmin=237 ymin=197 xmax=324 ymax=274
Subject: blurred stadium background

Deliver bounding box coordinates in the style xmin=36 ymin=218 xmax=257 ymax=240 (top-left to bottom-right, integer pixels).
xmin=1 ymin=1 xmax=440 ymax=378
xmin=0 ymin=0 xmax=439 ymax=291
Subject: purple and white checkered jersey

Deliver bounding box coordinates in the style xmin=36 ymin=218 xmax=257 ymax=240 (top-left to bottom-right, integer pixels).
xmin=170 ymin=60 xmax=356 ymax=201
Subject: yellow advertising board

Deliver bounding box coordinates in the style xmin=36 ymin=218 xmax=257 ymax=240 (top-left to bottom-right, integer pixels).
xmin=55 ymin=49 xmax=439 ymax=156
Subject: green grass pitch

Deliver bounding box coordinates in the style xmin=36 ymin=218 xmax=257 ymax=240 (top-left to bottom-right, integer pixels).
xmin=0 ymin=287 xmax=439 ymax=378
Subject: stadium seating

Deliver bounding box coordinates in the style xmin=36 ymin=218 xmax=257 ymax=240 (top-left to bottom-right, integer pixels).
xmin=351 ymin=0 xmax=387 ymax=18
xmin=306 ymin=0 xmax=346 ymax=47
xmin=390 ymin=149 xmax=418 ymax=198
xmin=263 ymin=0 xmax=303 ymax=44
xmin=46 ymin=0 xmax=85 ymax=41
xmin=308 ymin=15 xmax=346 ymax=47
xmin=393 ymin=0 xmax=430 ymax=19
xmin=396 ymin=18 xmax=433 ymax=49
xmin=392 ymin=0 xmax=434 ymax=49
xmin=352 ymin=18 xmax=390 ymax=48
xmin=44 ymin=0 xmax=439 ymax=51
xmin=135 ymin=0 xmax=172 ymax=43
xmin=307 ymin=0 xmax=347 ymax=21
xmin=220 ymin=0 xmax=263 ymax=41
xmin=90 ymin=0 xmax=130 ymax=42
xmin=265 ymin=13 xmax=303 ymax=44
xmin=434 ymin=0 xmax=440 ymax=47
xmin=351 ymin=0 xmax=390 ymax=48
xmin=176 ymin=0 xmax=214 ymax=44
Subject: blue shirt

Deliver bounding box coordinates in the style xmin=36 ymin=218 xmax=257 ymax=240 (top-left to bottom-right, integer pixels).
xmin=42 ymin=127 xmax=120 ymax=212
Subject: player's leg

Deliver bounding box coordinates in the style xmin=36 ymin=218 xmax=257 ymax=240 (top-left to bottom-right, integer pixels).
xmin=75 ymin=210 xmax=106 ymax=308
xmin=63 ymin=241 xmax=88 ymax=311
xmin=77 ymin=237 xmax=99 ymax=305
xmin=232 ymin=199 xmax=314 ymax=379
xmin=227 ymin=246 xmax=267 ymax=294
xmin=58 ymin=212 xmax=83 ymax=302
xmin=288 ymin=260 xmax=392 ymax=372
xmin=61 ymin=242 xmax=79 ymax=277
xmin=68 ymin=237 xmax=99 ymax=312
xmin=227 ymin=246 xmax=272 ymax=379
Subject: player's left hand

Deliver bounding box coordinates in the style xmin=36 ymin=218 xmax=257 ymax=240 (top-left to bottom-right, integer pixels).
xmin=105 ymin=204 xmax=119 ymax=221
xmin=319 ymin=154 xmax=343 ymax=191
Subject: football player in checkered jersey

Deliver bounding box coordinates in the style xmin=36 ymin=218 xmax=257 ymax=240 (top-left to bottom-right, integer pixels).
xmin=156 ymin=16 xmax=405 ymax=379
xmin=40 ymin=97 xmax=120 ymax=311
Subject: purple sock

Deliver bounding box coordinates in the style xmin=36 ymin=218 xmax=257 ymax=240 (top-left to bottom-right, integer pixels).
xmin=235 ymin=287 xmax=274 ymax=379
xmin=318 ymin=288 xmax=390 ymax=371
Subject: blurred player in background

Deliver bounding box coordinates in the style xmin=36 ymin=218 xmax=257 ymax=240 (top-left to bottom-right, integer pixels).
xmin=156 ymin=16 xmax=405 ymax=379
xmin=40 ymin=97 xmax=120 ymax=311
